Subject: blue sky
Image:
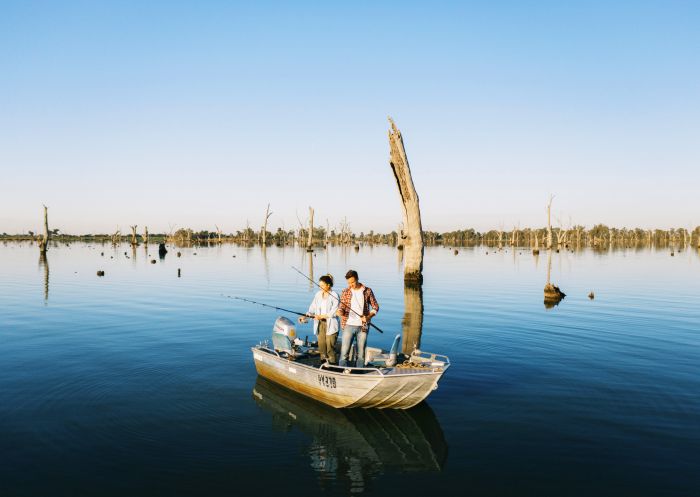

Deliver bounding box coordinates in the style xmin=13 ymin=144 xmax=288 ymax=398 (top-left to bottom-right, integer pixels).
xmin=1 ymin=1 xmax=698 ymax=234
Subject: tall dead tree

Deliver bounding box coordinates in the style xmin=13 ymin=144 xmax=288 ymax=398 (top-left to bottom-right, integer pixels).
xmin=39 ymin=205 xmax=50 ymax=253
xmin=307 ymin=207 xmax=314 ymax=251
xmin=261 ymin=204 xmax=272 ymax=246
xmin=546 ymin=195 xmax=554 ymax=249
xmin=388 ymin=117 xmax=424 ymax=285
xmin=130 ymin=225 xmax=138 ymax=245
xmin=143 ymin=226 xmax=149 ymax=245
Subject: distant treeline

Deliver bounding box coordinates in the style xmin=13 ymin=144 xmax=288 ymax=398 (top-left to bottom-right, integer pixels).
xmin=2 ymin=224 xmax=700 ymax=248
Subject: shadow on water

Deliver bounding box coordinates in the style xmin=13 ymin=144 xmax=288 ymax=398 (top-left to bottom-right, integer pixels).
xmin=252 ymin=376 xmax=447 ymax=491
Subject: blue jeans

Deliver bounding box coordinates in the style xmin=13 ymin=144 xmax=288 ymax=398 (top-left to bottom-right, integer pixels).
xmin=339 ymin=325 xmax=367 ymax=368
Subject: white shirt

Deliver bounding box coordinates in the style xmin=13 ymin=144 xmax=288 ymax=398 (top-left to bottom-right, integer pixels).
xmin=346 ymin=287 xmax=365 ymax=327
xmin=307 ymin=290 xmax=340 ymax=335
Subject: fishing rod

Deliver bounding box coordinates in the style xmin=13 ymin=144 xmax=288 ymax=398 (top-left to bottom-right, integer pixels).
xmin=290 ymin=266 xmax=384 ymax=334
xmin=227 ymin=296 xmax=308 ymax=318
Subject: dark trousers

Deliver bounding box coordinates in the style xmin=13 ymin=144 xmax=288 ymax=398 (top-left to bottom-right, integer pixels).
xmin=318 ymin=320 xmax=337 ymax=364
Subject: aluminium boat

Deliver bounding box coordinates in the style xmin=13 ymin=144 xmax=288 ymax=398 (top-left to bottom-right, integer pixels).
xmin=251 ymin=316 xmax=450 ymax=409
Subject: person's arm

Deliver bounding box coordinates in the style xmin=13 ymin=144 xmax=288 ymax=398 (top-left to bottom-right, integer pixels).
xmin=336 ymin=289 xmax=350 ymax=317
xmin=307 ymin=292 xmax=317 ymax=316
xmin=304 ymin=292 xmax=323 ymax=320
xmin=367 ymin=288 xmax=379 ymax=317
xmin=325 ymin=291 xmax=339 ymax=319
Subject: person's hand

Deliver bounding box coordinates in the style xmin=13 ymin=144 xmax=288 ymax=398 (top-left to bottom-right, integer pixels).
xmin=298 ymin=316 xmax=309 ymax=324
xmin=361 ymin=315 xmax=368 ymax=324
xmin=313 ymin=314 xmax=322 ymax=320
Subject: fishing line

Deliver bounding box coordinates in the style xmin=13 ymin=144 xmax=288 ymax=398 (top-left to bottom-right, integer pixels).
xmin=226 ymin=295 xmax=308 ymax=317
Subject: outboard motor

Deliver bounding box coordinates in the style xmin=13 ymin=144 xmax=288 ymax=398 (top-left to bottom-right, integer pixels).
xmin=272 ymin=316 xmax=297 ymax=355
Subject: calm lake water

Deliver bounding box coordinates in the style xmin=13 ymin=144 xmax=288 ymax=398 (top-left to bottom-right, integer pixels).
xmin=1 ymin=242 xmax=699 ymax=496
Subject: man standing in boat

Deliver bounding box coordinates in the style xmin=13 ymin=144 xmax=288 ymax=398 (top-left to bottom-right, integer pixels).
xmin=337 ymin=270 xmax=379 ymax=368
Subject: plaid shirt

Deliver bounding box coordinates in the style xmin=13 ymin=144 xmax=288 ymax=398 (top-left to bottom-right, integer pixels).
xmin=338 ymin=285 xmax=379 ymax=331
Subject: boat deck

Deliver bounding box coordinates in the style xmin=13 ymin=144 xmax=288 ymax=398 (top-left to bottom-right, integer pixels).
xmin=283 ymin=350 xmax=444 ymax=376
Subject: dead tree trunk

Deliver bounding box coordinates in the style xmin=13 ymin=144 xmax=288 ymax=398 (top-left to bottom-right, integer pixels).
xmin=307 ymin=207 xmax=314 ymax=251
xmin=130 ymin=225 xmax=138 ymax=246
xmin=262 ymin=204 xmax=272 ymax=246
xmin=39 ymin=205 xmax=50 ymax=253
xmin=546 ymin=195 xmax=554 ymax=249
xmin=143 ymin=226 xmax=149 ymax=245
xmin=388 ymin=117 xmax=424 ymax=285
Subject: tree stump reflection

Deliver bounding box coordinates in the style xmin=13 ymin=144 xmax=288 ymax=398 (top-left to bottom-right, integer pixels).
xmin=401 ymin=282 xmax=424 ymax=355
xmin=38 ymin=251 xmax=49 ymax=302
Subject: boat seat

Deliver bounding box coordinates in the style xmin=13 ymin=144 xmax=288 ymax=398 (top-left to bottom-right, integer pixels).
xmin=367 ymin=353 xmax=393 ymax=367
xmin=366 ymin=335 xmax=403 ymax=368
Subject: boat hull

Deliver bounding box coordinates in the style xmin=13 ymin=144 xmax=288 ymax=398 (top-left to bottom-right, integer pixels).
xmin=252 ymin=347 xmax=447 ymax=409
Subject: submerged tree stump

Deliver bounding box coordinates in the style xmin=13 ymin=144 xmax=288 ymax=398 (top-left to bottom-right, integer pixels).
xmin=544 ymin=283 xmax=566 ymax=301
xmin=543 ymin=249 xmax=565 ymax=307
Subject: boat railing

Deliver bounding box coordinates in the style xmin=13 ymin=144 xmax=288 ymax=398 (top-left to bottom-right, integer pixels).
xmin=256 ymin=346 xmax=281 ymax=357
xmin=411 ymin=351 xmax=451 ymax=367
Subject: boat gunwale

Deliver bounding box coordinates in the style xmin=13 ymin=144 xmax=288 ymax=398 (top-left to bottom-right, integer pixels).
xmin=252 ymin=346 xmax=450 ymax=379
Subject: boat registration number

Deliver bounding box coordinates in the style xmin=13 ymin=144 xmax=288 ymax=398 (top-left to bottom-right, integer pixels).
xmin=318 ymin=374 xmax=337 ymax=389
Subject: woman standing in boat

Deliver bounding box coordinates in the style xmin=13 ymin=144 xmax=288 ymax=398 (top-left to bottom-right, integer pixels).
xmin=299 ymin=274 xmax=339 ymax=364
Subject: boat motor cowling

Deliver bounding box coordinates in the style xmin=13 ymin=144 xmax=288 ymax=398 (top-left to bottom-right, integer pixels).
xmin=272 ymin=316 xmax=297 ymax=354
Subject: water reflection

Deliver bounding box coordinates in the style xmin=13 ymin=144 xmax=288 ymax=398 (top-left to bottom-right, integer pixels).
xmin=252 ymin=377 xmax=447 ymax=492
xmin=262 ymin=246 xmax=270 ymax=286
xmin=401 ymin=282 xmax=423 ymax=354
xmin=308 ymin=250 xmax=314 ymax=290
xmin=38 ymin=251 xmax=49 ymax=302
